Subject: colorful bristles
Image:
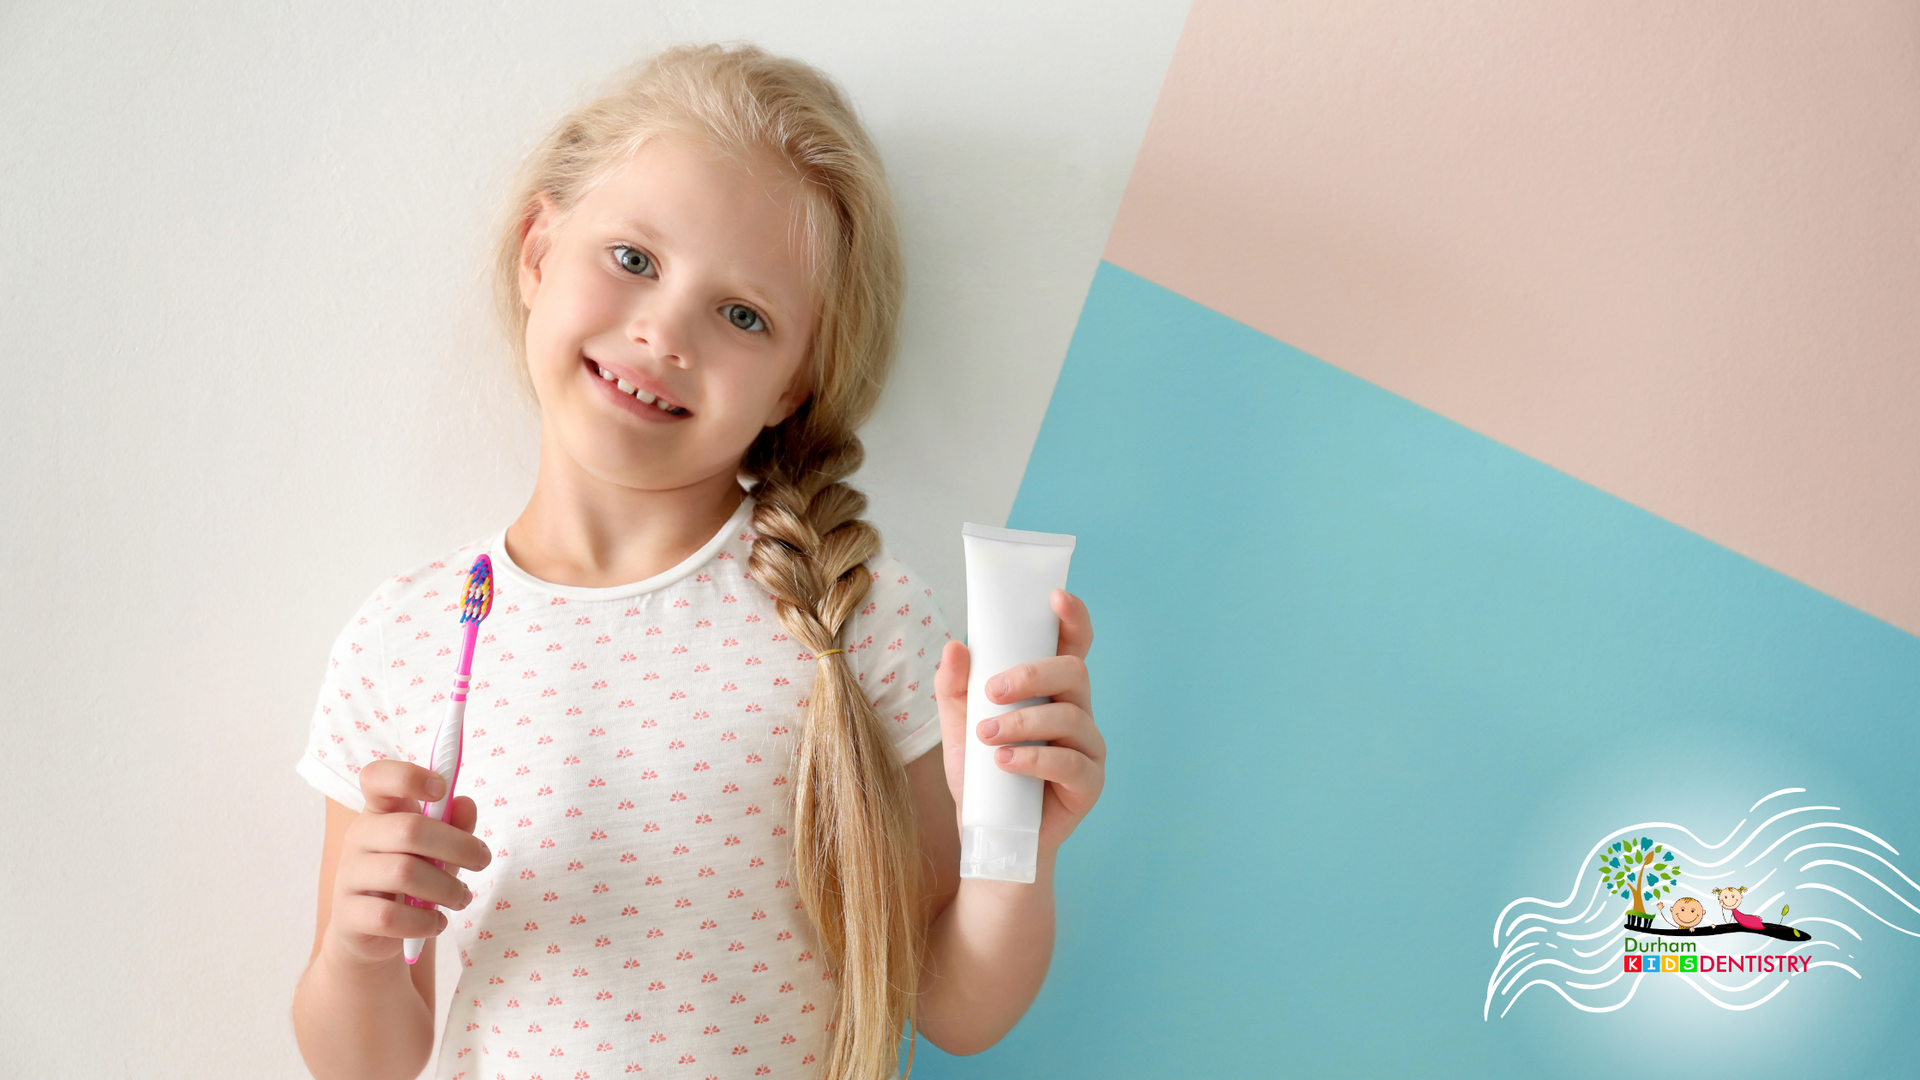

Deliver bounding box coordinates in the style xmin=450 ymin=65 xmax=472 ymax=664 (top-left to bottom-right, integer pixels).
xmin=461 ymin=555 xmax=494 ymax=624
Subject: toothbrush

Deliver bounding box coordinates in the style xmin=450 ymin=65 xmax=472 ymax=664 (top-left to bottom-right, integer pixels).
xmin=402 ymin=553 xmax=494 ymax=965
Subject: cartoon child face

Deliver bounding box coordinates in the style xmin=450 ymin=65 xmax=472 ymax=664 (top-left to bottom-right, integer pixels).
xmin=1671 ymin=898 xmax=1705 ymax=929
xmin=1716 ymin=888 xmax=1745 ymax=910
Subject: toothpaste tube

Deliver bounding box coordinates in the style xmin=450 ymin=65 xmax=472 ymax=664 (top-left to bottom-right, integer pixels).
xmin=959 ymin=522 xmax=1076 ymax=883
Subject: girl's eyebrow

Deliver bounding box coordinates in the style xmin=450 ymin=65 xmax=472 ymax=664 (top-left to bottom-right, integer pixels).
xmin=611 ymin=218 xmax=668 ymax=244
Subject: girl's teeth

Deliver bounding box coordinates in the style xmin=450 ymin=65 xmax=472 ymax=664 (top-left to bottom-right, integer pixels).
xmin=596 ymin=362 xmax=678 ymax=412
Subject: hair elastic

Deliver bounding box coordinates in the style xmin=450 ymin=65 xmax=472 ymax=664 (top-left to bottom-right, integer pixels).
xmin=816 ymin=648 xmax=844 ymax=658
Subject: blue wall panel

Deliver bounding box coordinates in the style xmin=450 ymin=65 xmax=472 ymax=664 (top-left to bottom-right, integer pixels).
xmin=911 ymin=262 xmax=1920 ymax=1077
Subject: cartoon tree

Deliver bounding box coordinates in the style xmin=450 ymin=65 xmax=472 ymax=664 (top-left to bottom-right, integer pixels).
xmin=1595 ymin=837 xmax=1680 ymax=917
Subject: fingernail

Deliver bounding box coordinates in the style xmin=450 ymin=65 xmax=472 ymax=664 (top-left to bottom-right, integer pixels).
xmin=986 ymin=675 xmax=1008 ymax=699
xmin=427 ymin=775 xmax=446 ymax=800
xmin=995 ymin=746 xmax=1014 ymax=764
xmin=977 ymin=718 xmax=1000 ymax=741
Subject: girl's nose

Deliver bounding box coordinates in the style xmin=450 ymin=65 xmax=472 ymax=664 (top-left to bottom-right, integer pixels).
xmin=628 ymin=291 xmax=696 ymax=368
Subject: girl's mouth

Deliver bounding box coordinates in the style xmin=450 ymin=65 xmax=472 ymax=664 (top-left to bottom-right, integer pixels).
xmin=586 ymin=358 xmax=690 ymax=418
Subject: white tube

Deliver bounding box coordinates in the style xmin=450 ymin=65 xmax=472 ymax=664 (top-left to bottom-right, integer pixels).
xmin=960 ymin=522 xmax=1076 ymax=883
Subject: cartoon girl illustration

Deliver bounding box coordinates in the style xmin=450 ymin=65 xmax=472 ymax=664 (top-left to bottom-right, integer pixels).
xmin=1715 ymin=885 xmax=1766 ymax=930
xmin=1657 ymin=896 xmax=1707 ymax=932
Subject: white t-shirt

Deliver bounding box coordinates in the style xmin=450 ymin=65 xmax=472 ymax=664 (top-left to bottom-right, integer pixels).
xmin=296 ymin=494 xmax=951 ymax=1080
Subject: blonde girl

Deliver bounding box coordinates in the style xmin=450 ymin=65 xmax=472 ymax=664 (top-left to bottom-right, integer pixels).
xmin=290 ymin=43 xmax=1107 ymax=1080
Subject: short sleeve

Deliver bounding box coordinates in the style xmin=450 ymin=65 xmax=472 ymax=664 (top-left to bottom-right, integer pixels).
xmin=294 ymin=584 xmax=406 ymax=811
xmin=844 ymin=551 xmax=953 ymax=765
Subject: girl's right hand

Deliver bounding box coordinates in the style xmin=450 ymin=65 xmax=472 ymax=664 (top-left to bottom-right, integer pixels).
xmin=323 ymin=759 xmax=492 ymax=966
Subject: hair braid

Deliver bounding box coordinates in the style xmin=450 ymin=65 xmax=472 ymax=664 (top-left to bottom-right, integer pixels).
xmin=747 ymin=432 xmax=925 ymax=1078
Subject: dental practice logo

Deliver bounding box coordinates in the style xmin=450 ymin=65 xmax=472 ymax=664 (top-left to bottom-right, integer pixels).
xmin=1485 ymin=787 xmax=1918 ymax=1019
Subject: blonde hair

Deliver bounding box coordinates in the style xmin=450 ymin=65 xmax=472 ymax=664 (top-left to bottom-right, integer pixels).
xmin=487 ymin=44 xmax=918 ymax=1079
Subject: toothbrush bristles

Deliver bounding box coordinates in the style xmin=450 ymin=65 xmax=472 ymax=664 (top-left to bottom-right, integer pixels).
xmin=462 ymin=555 xmax=494 ymax=624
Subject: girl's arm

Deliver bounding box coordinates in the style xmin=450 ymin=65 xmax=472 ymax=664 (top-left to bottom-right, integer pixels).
xmin=911 ymin=591 xmax=1103 ymax=1055
xmin=291 ymin=763 xmax=490 ymax=1080
xmin=292 ymin=798 xmax=438 ymax=1080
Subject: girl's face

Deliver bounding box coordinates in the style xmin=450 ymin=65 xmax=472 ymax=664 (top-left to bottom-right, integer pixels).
xmin=517 ymin=136 xmax=818 ymax=494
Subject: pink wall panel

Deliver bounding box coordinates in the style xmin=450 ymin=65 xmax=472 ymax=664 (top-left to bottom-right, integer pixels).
xmin=1106 ymin=0 xmax=1920 ymax=635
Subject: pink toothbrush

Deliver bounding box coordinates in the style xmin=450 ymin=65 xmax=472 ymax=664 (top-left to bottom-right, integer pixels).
xmin=403 ymin=553 xmax=493 ymax=965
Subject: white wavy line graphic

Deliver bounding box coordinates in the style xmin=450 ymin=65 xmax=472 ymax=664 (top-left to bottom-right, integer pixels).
xmin=1752 ymin=788 xmax=1806 ymax=812
xmin=1500 ymin=973 xmax=1644 ymax=1018
xmin=1792 ymin=916 xmax=1860 ymax=940
xmin=1746 ymin=822 xmax=1898 ymax=867
xmin=1795 ymin=883 xmax=1920 ymax=938
xmin=1787 ymin=842 xmax=1920 ymax=894
xmin=1799 ymin=860 xmax=1920 ymax=916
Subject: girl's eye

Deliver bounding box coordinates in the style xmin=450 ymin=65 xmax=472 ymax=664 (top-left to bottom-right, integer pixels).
xmin=612 ymin=246 xmax=654 ymax=276
xmin=723 ymin=304 xmax=766 ymax=333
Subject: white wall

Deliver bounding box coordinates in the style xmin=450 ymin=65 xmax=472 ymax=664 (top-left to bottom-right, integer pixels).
xmin=0 ymin=3 xmax=1187 ymax=1075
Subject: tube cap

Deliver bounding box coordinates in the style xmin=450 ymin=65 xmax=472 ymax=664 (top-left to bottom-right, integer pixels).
xmin=959 ymin=826 xmax=1039 ymax=884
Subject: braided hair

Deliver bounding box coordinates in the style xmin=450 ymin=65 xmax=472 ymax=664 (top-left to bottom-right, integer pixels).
xmin=489 ymin=43 xmax=921 ymax=1078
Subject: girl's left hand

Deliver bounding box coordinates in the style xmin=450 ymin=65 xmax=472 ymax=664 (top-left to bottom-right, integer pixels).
xmin=934 ymin=589 xmax=1104 ymax=854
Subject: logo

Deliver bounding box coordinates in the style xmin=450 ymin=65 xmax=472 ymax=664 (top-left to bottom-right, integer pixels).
xmin=1487 ymin=786 xmax=1916 ymax=1018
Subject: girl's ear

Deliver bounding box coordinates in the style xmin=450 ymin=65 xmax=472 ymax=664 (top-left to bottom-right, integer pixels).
xmin=517 ymin=193 xmax=560 ymax=308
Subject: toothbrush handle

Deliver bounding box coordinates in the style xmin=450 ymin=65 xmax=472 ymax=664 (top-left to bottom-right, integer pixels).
xmin=402 ymin=685 xmax=469 ymax=964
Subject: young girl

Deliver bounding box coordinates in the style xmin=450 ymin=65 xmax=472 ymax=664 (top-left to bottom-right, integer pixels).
xmin=290 ymin=44 xmax=1106 ymax=1080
